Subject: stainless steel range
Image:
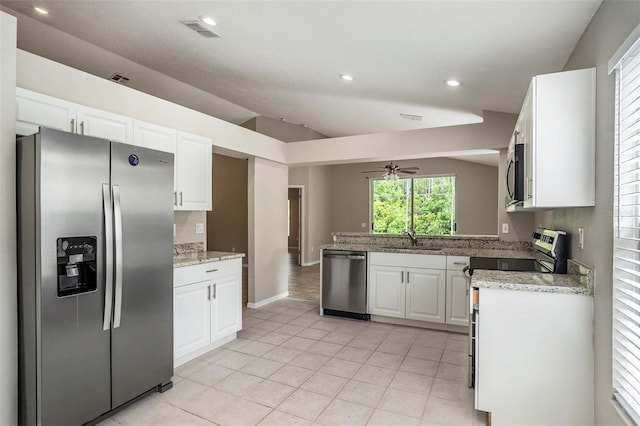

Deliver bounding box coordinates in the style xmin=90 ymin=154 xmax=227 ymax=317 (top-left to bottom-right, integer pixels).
xmin=469 ymin=229 xmax=568 ymax=275
xmin=466 ymin=228 xmax=568 ymax=388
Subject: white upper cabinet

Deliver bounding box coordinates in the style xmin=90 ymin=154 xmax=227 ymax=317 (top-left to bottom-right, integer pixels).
xmin=76 ymin=106 xmax=133 ymax=143
xmin=16 ymin=88 xmax=133 ymax=143
xmin=133 ymin=120 xmax=177 ymax=154
xmin=15 ymin=88 xmax=214 ymax=212
xmin=175 ymin=131 xmax=212 ymax=211
xmin=517 ymin=68 xmax=596 ymax=209
xmin=16 ymin=88 xmax=76 ymax=135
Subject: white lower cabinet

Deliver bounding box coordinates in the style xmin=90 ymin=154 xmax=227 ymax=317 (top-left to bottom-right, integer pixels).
xmin=211 ymin=274 xmax=242 ymax=341
xmin=476 ymin=288 xmax=594 ymax=425
xmin=173 ymin=258 xmax=242 ymax=366
xmin=369 ymin=253 xmax=446 ymax=323
xmin=445 ymin=256 xmax=470 ymax=326
xmin=369 ymin=252 xmax=469 ymax=326
xmin=405 ymin=268 xmax=446 ymax=322
xmin=174 ymin=280 xmax=211 ymax=359
xmin=369 ymin=266 xmax=405 ymax=318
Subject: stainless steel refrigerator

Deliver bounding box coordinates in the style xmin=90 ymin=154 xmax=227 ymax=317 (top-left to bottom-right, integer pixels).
xmin=17 ymin=127 xmax=174 ymax=425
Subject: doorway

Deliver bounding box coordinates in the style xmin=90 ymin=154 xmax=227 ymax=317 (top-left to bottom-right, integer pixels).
xmin=288 ymin=187 xmax=302 ymax=266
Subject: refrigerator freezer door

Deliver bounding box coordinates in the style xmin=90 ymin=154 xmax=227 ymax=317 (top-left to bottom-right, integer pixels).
xmin=109 ymin=142 xmax=174 ymax=408
xmin=34 ymin=128 xmax=112 ymax=425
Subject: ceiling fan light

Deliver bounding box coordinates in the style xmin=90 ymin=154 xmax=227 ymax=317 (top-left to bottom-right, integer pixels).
xmin=200 ymin=16 xmax=216 ymax=26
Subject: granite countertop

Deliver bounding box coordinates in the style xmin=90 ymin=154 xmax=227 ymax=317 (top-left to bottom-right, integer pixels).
xmin=173 ymin=251 xmax=245 ymax=268
xmin=321 ymin=243 xmax=535 ymax=259
xmin=471 ymin=267 xmax=593 ymax=296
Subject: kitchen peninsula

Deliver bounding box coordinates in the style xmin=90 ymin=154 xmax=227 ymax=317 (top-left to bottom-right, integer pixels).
xmin=173 ymin=243 xmax=245 ymax=366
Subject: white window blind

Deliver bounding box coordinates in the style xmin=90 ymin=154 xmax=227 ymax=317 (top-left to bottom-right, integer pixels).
xmin=613 ymin=34 xmax=640 ymax=426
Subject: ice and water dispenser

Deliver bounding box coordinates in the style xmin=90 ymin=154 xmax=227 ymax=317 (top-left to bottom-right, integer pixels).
xmin=56 ymin=236 xmax=97 ymax=297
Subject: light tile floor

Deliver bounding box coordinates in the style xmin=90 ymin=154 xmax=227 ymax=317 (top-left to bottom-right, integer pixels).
xmin=99 ymin=298 xmax=487 ymax=426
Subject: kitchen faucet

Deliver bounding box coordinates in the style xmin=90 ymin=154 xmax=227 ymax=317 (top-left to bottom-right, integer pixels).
xmin=405 ymin=228 xmax=418 ymax=246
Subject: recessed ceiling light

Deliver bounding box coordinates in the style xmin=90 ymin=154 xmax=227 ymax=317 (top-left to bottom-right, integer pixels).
xmin=33 ymin=6 xmax=49 ymax=15
xmin=340 ymin=74 xmax=354 ymax=81
xmin=200 ymin=16 xmax=216 ymax=26
xmin=445 ymin=79 xmax=462 ymax=87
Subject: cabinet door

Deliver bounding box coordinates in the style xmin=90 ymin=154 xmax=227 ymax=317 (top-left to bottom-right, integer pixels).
xmin=174 ymin=280 xmax=211 ymax=359
xmin=76 ymin=106 xmax=134 ymax=143
xmin=369 ymin=266 xmax=405 ymax=318
xmin=405 ymin=268 xmax=446 ymax=323
xmin=446 ymin=270 xmax=470 ymax=326
xmin=211 ymin=274 xmax=242 ymax=340
xmin=16 ymin=88 xmax=76 ymax=135
xmin=133 ymin=120 xmax=177 ymax=154
xmin=176 ymin=131 xmax=212 ymax=211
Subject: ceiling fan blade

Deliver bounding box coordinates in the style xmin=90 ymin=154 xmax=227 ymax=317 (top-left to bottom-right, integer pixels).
xmin=397 ymin=167 xmax=419 ymax=171
xmin=398 ymin=170 xmax=417 ymax=174
xmin=361 ymin=169 xmax=386 ymax=173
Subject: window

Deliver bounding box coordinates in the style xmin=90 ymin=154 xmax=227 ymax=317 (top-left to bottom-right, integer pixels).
xmin=612 ymin=28 xmax=640 ymax=425
xmin=371 ymin=176 xmax=455 ymax=235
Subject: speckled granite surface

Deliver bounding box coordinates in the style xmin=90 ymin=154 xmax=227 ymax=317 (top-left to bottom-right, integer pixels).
xmin=321 ymin=243 xmax=534 ymax=259
xmin=173 ymin=243 xmax=245 ymax=268
xmin=471 ymin=259 xmax=594 ymax=296
xmin=328 ymin=232 xmax=533 ymax=252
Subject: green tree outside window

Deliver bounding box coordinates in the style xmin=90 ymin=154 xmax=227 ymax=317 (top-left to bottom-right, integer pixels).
xmin=372 ymin=176 xmax=455 ymax=235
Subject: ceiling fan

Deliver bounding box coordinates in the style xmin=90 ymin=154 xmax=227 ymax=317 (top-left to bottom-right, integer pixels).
xmin=361 ymin=162 xmax=419 ymax=180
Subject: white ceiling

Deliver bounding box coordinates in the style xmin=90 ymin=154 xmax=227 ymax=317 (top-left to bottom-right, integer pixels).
xmin=1 ymin=0 xmax=601 ymax=144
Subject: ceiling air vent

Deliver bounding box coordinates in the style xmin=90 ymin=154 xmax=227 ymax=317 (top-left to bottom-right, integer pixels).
xmin=400 ymin=113 xmax=423 ymax=121
xmin=110 ymin=74 xmax=130 ymax=84
xmin=182 ymin=20 xmax=220 ymax=38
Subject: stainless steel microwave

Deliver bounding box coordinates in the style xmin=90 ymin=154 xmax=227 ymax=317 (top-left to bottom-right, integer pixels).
xmin=506 ymin=134 xmax=525 ymax=207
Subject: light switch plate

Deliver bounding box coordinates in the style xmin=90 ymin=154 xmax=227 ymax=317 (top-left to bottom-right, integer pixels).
xmin=195 ymin=223 xmax=204 ymax=234
xmin=502 ymin=223 xmax=509 ymax=234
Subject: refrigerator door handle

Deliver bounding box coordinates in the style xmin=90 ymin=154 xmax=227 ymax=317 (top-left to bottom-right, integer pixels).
xmin=113 ymin=185 xmax=124 ymax=328
xmin=102 ymin=184 xmax=114 ymax=331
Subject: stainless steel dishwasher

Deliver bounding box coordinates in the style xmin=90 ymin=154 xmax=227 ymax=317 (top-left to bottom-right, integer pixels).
xmin=322 ymin=249 xmax=369 ymax=320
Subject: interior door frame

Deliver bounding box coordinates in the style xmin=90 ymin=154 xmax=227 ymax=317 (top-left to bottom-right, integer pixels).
xmin=288 ymin=185 xmax=304 ymax=266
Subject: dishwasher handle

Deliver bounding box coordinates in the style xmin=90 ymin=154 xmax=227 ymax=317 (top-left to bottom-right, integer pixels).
xmin=324 ymin=253 xmax=366 ymax=261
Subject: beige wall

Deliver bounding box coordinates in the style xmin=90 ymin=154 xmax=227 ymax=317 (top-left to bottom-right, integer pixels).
xmin=242 ymin=116 xmax=327 ymax=142
xmin=0 ymin=11 xmax=17 ymax=426
xmin=307 ymin=166 xmax=333 ymax=263
xmin=289 ymin=166 xmax=333 ymax=264
xmin=248 ymin=157 xmax=288 ymax=305
xmin=534 ymin=2 xmax=640 ymax=424
xmin=173 ymin=211 xmax=207 ymax=247
xmin=207 ymin=154 xmax=248 ymax=257
xmin=330 ymin=158 xmax=500 ymax=236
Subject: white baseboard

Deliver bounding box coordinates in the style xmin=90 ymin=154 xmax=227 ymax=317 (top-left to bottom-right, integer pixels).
xmin=174 ymin=332 xmax=237 ymax=367
xmin=301 ymin=260 xmax=320 ymax=267
xmin=247 ymin=291 xmax=289 ymax=309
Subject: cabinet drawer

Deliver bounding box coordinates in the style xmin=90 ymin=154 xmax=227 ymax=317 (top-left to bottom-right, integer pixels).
xmin=369 ymin=252 xmax=445 ymax=269
xmin=174 ymin=258 xmax=242 ymax=287
xmin=447 ymin=256 xmax=469 ymax=270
